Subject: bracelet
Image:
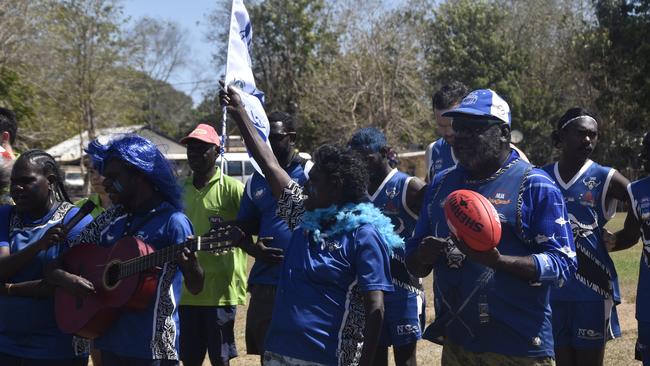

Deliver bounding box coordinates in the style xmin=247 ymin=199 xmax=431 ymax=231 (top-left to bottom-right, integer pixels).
xmin=6 ymin=283 xmax=13 ymax=296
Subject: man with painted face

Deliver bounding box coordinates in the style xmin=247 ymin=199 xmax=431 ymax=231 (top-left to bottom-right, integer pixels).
xmin=542 ymin=108 xmax=631 ymax=366
xmin=604 ymin=132 xmax=650 ymax=366
xmin=405 ymin=89 xmax=577 ymax=365
xmin=178 ymin=124 xmax=245 ymax=366
xmin=235 ymin=112 xmax=311 ymax=363
xmin=348 ymin=127 xmax=426 ymax=366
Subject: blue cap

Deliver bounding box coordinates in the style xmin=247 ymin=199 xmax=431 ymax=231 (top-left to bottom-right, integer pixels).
xmin=442 ymin=89 xmax=511 ymax=125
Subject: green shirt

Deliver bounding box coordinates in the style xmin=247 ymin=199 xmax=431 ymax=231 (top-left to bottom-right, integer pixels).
xmin=74 ymin=193 xmax=107 ymax=218
xmin=180 ymin=169 xmax=246 ymax=306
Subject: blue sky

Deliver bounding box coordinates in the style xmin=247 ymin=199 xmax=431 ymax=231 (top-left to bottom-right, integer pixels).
xmin=123 ymin=0 xmax=222 ymax=104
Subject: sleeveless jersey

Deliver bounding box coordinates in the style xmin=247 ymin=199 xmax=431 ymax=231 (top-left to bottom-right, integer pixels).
xmin=542 ymin=160 xmax=620 ymax=302
xmin=628 ymin=177 xmax=650 ymax=322
xmin=369 ymin=169 xmax=420 ymax=297
xmin=426 ymin=138 xmax=456 ymax=182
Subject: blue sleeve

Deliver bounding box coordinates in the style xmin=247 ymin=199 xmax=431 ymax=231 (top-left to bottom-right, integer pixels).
xmin=236 ymin=179 xmax=261 ymax=221
xmin=168 ymin=212 xmax=194 ymax=246
xmin=521 ymin=170 xmax=577 ymax=286
xmin=0 ymin=205 xmax=12 ymax=248
xmin=58 ymin=207 xmax=94 ymax=251
xmin=405 ymin=182 xmax=435 ymax=257
xmin=355 ymin=225 xmax=394 ymax=293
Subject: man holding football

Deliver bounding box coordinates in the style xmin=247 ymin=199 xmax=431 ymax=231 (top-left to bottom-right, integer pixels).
xmin=406 ymin=89 xmax=577 ymax=365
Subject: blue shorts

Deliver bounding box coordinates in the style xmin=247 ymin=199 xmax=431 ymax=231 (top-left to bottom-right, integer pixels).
xmin=636 ymin=321 xmax=650 ymax=366
xmin=378 ymin=293 xmax=422 ymax=347
xmin=179 ymin=305 xmax=237 ymax=365
xmin=551 ymin=300 xmax=620 ymax=348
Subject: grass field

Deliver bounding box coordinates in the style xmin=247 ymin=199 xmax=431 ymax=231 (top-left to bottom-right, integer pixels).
xmin=213 ymin=214 xmax=644 ymax=365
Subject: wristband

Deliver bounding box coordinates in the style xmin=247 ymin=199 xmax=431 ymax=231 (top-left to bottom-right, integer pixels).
xmin=6 ymin=283 xmax=13 ymax=296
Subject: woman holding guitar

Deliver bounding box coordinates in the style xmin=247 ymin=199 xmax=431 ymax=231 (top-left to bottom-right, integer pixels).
xmin=0 ymin=150 xmax=93 ymax=365
xmin=47 ymin=135 xmax=205 ymax=366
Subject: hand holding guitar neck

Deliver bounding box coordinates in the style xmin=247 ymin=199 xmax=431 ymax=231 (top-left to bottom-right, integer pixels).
xmin=55 ymin=225 xmax=248 ymax=339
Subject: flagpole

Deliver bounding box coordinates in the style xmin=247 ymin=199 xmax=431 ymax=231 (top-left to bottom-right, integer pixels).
xmin=219 ymin=0 xmax=236 ymax=185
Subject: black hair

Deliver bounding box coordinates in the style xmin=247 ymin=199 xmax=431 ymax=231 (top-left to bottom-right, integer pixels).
xmin=0 ymin=107 xmax=18 ymax=144
xmin=16 ymin=149 xmax=71 ymax=203
xmin=551 ymin=107 xmax=598 ymax=147
xmin=0 ymin=162 xmax=10 ymax=196
xmin=555 ymin=107 xmax=597 ymax=131
xmin=312 ymin=144 xmax=368 ymax=204
xmin=432 ymin=82 xmax=469 ymax=110
xmin=267 ymin=111 xmax=296 ymax=133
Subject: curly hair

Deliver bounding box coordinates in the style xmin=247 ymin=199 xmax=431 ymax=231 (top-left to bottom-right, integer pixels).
xmin=348 ymin=127 xmax=387 ymax=153
xmin=85 ymin=134 xmax=183 ymax=211
xmin=312 ymin=144 xmax=368 ymax=204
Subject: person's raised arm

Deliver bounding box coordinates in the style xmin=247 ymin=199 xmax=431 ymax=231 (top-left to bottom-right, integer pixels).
xmin=221 ymin=85 xmax=290 ymax=199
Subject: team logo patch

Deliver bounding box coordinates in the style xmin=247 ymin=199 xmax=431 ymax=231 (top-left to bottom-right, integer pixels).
xmin=488 ymin=192 xmax=511 ymax=205
xmin=254 ymin=187 xmax=266 ymax=199
xmin=396 ymin=323 xmax=419 ymax=336
xmin=640 ymin=197 xmax=650 ymax=221
xmin=462 ymin=92 xmax=479 ymax=105
xmin=577 ymin=328 xmax=603 ymax=340
xmin=582 ymin=176 xmax=601 ymax=190
xmin=579 ymin=190 xmax=596 ymax=207
xmin=323 ymin=240 xmax=342 ymax=252
xmin=386 ymin=186 xmax=399 ymax=200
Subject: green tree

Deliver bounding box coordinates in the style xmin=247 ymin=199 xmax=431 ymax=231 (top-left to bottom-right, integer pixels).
xmin=422 ymin=0 xmax=596 ymax=164
xmin=578 ymin=0 xmax=650 ymax=174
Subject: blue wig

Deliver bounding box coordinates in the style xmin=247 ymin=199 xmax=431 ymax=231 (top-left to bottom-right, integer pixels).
xmin=85 ymin=134 xmax=183 ymax=211
xmin=348 ymin=127 xmax=387 ymax=153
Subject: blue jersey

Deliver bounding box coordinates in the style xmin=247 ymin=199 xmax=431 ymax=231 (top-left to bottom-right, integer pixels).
xmin=369 ymin=169 xmax=419 ymax=297
xmin=0 ymin=203 xmax=92 ymax=360
xmin=72 ymin=201 xmax=193 ymax=360
xmin=628 ymin=177 xmax=650 ymax=322
xmin=543 ymin=161 xmax=620 ymax=302
xmin=426 ymin=138 xmax=456 ymax=182
xmin=265 ymin=224 xmax=393 ymax=366
xmin=407 ymin=150 xmax=577 ymax=357
xmin=237 ymin=159 xmax=311 ymax=285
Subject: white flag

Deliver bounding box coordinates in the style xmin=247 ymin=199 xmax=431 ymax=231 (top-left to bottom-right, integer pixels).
xmin=224 ymin=0 xmax=269 ymax=175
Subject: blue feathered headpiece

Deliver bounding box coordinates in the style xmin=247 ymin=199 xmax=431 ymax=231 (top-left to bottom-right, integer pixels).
xmin=85 ymin=134 xmax=183 ymax=211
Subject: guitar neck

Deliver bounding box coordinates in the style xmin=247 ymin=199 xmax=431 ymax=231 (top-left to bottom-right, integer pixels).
xmin=118 ymin=240 xmax=191 ymax=280
xmin=116 ymin=233 xmax=237 ymax=281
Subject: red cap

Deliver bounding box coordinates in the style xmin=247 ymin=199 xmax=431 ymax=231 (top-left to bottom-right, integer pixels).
xmin=180 ymin=124 xmax=221 ymax=146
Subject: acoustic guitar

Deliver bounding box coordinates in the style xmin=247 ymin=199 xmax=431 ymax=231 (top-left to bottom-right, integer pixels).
xmin=55 ymin=227 xmax=242 ymax=339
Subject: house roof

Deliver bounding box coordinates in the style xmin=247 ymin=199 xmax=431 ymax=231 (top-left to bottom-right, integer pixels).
xmin=46 ymin=125 xmax=188 ymax=163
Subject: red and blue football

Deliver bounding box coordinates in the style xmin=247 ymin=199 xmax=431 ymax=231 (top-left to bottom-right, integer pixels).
xmin=443 ymin=189 xmax=502 ymax=252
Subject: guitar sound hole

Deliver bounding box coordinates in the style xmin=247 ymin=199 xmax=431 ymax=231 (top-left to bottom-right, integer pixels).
xmin=105 ymin=263 xmax=120 ymax=287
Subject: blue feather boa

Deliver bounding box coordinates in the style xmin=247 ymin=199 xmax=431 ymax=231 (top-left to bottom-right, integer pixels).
xmin=300 ymin=202 xmax=404 ymax=254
